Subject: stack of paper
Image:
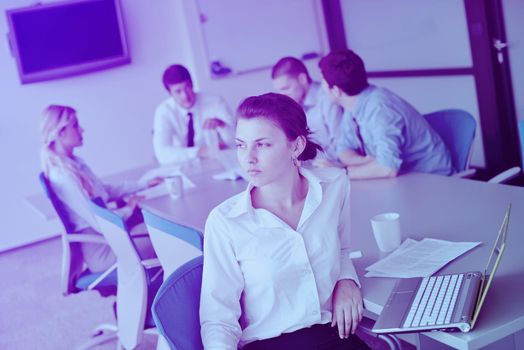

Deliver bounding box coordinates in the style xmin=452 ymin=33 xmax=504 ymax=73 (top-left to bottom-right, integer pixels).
xmin=365 ymin=238 xmax=481 ymax=278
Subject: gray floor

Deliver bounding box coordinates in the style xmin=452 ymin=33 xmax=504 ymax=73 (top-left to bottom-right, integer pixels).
xmin=0 ymin=237 xmax=412 ymax=349
xmin=0 ymin=237 xmax=156 ymax=350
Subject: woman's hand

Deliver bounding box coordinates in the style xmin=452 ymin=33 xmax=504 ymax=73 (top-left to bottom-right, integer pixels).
xmin=203 ymin=117 xmax=226 ymax=129
xmin=125 ymin=194 xmax=145 ymax=210
xmin=331 ymin=279 xmax=363 ymax=338
xmin=147 ymin=176 xmax=164 ymax=187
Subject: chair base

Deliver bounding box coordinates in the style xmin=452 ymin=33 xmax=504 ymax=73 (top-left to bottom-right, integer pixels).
xmin=76 ymin=323 xmax=119 ymax=350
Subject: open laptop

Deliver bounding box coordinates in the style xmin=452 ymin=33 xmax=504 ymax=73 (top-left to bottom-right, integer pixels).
xmin=372 ymin=204 xmax=511 ymax=334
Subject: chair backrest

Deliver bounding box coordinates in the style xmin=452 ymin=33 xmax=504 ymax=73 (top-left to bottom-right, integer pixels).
xmin=142 ymin=209 xmax=203 ymax=278
xmin=39 ymin=172 xmax=76 ymax=233
xmin=152 ymin=256 xmax=204 ymax=350
xmin=423 ymin=109 xmax=476 ymax=173
xmin=90 ymin=199 xmax=149 ymax=349
xmin=39 ymin=172 xmax=85 ymax=295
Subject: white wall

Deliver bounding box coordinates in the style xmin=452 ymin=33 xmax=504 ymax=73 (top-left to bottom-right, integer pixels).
xmin=0 ymin=0 xmax=192 ymax=251
xmin=180 ymin=0 xmax=328 ymax=110
xmin=340 ymin=0 xmax=485 ymax=167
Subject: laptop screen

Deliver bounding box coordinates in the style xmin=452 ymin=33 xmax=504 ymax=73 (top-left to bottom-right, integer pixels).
xmin=472 ymin=204 xmax=511 ymax=327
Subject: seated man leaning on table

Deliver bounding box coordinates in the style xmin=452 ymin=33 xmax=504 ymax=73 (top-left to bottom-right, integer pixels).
xmin=153 ymin=64 xmax=235 ymax=165
xmin=271 ymin=56 xmax=343 ymax=164
xmin=318 ymin=50 xmax=453 ymax=180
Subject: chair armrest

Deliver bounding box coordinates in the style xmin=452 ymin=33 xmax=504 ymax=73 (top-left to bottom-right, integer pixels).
xmin=142 ymin=258 xmax=163 ymax=283
xmin=65 ymin=233 xmax=106 ymax=244
xmin=453 ymin=168 xmax=477 ymax=178
xmin=488 ymin=166 xmax=521 ymax=184
xmin=87 ymin=263 xmax=117 ymax=290
xmin=141 ymin=258 xmax=162 ymax=269
xmin=130 ymin=233 xmax=149 ymax=239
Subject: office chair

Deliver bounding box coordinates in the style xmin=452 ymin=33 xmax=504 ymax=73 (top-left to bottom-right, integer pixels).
xmin=423 ymin=109 xmax=477 ymax=178
xmin=38 ymin=172 xmax=119 ymax=349
xmin=152 ymin=256 xmax=402 ymax=350
xmin=487 ymin=119 xmax=524 ymax=184
xmin=142 ymin=209 xmax=203 ymax=278
xmin=90 ymin=198 xmax=163 ymax=350
xmin=152 ymin=256 xmax=204 ymax=350
xmin=488 ymin=166 xmax=521 ymax=184
xmin=141 ymin=209 xmax=203 ymax=350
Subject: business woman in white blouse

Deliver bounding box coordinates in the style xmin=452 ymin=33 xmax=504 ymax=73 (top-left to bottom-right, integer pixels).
xmin=40 ymin=105 xmax=159 ymax=273
xmin=200 ymin=93 xmax=370 ymax=349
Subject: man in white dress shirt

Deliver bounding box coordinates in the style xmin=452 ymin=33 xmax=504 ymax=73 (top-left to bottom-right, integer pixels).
xmin=153 ymin=64 xmax=235 ymax=164
xmin=271 ymin=57 xmax=344 ymax=163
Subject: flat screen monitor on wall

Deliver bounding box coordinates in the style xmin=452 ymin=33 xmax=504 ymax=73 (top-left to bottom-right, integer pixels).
xmin=5 ymin=0 xmax=130 ymax=84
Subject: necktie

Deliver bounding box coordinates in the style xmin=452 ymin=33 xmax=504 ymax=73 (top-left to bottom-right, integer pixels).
xmin=353 ymin=117 xmax=366 ymax=156
xmin=187 ymin=112 xmax=195 ymax=147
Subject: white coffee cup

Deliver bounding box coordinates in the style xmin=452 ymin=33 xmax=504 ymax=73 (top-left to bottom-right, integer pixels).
xmin=370 ymin=212 xmax=401 ymax=252
xmin=165 ymin=175 xmax=183 ymax=199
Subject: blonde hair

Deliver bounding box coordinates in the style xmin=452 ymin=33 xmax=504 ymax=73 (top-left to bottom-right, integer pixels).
xmin=40 ymin=105 xmax=95 ymax=196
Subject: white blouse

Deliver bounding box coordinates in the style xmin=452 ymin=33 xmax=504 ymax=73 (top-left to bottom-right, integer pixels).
xmin=48 ymin=157 xmax=140 ymax=232
xmin=200 ymin=167 xmax=359 ymax=349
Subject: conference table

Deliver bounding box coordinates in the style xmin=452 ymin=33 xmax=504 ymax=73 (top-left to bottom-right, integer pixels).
xmin=139 ymin=159 xmax=524 ymax=350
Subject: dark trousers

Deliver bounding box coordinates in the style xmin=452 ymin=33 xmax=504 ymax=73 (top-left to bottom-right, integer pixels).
xmin=243 ymin=323 xmax=371 ymax=350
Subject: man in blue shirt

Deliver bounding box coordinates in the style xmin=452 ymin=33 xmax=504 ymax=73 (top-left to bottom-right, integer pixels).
xmin=318 ymin=50 xmax=452 ymax=179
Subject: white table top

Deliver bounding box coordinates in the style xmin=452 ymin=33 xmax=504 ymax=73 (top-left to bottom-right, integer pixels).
xmin=143 ymin=170 xmax=524 ymax=349
xmin=33 ymin=157 xmax=524 ymax=349
xmin=349 ymin=173 xmax=524 ymax=349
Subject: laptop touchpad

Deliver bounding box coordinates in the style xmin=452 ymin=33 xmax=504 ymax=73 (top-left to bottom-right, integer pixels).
xmin=385 ymin=291 xmax=413 ymax=324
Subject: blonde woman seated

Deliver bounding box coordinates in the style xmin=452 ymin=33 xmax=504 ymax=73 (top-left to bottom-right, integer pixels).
xmin=41 ymin=105 xmax=158 ymax=273
xmin=200 ymin=93 xmax=370 ymax=349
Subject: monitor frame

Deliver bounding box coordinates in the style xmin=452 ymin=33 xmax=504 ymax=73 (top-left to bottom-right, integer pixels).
xmin=5 ymin=0 xmax=130 ymax=84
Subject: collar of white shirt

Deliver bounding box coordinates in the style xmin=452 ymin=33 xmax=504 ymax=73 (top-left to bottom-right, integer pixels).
xmin=224 ymin=167 xmax=341 ymax=228
xmin=170 ymin=92 xmax=202 ymax=117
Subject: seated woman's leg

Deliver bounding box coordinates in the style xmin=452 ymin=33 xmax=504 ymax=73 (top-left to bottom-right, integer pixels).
xmin=79 ymin=228 xmax=117 ymax=273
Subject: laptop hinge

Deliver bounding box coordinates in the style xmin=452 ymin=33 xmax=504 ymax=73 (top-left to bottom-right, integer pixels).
xmin=452 ymin=272 xmax=482 ymax=325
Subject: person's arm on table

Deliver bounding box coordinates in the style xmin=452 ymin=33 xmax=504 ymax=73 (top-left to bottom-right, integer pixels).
xmin=332 ymin=176 xmax=363 ymax=338
xmin=339 ymin=149 xmax=374 ymax=166
xmin=203 ymin=97 xmax=236 ymax=147
xmin=345 ymin=160 xmax=398 ymax=179
xmin=343 ymin=105 xmax=404 ymax=180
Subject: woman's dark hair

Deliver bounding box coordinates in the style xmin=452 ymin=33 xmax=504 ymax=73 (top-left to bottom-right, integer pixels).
xmin=236 ymin=93 xmax=322 ymax=161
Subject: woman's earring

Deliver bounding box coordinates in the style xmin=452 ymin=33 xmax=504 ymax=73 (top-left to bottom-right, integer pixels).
xmin=292 ymin=156 xmax=298 ymax=167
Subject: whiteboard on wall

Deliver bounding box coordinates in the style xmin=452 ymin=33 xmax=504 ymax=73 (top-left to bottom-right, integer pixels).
xmin=196 ymin=0 xmax=325 ymax=78
xmin=341 ymin=0 xmax=473 ymax=71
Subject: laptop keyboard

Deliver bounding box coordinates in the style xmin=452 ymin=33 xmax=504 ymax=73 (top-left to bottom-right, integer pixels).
xmin=403 ymin=274 xmax=464 ymax=328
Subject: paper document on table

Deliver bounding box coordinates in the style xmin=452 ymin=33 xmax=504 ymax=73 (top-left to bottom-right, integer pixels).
xmin=136 ymin=171 xmax=195 ymax=200
xmin=138 ymin=165 xmax=183 ymax=187
xmin=365 ymin=238 xmax=481 ymax=278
